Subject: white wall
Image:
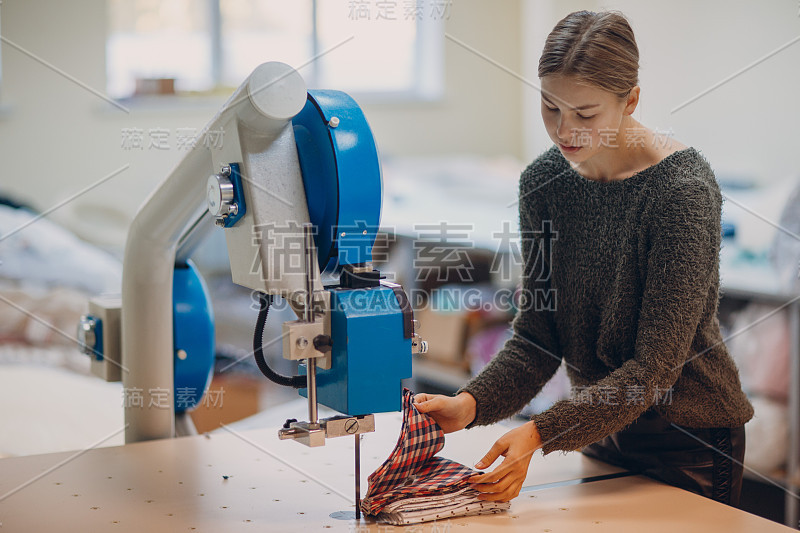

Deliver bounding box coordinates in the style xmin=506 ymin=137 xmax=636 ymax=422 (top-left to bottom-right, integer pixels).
xmin=0 ymin=0 xmax=523 ymax=249
xmin=3 ymin=0 xmax=796 ymax=252
xmin=521 ymin=0 xmax=800 ymax=183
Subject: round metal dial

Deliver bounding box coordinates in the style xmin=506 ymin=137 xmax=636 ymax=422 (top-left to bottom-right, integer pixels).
xmin=206 ymin=174 xmax=235 ymax=217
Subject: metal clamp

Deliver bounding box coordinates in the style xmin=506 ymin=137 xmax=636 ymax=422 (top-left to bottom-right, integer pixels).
xmin=278 ymin=414 xmax=375 ymax=447
xmin=322 ymin=414 xmax=375 ymax=438
xmin=278 ymin=420 xmax=326 ymax=447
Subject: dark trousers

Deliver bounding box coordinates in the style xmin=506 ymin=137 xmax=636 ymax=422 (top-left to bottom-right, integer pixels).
xmin=581 ymin=409 xmax=746 ymax=507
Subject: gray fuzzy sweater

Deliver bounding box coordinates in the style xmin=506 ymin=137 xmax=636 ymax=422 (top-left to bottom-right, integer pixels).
xmin=460 ymin=145 xmax=754 ymax=455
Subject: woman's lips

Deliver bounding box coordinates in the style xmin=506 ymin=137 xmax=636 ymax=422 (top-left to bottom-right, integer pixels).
xmin=559 ymin=143 xmax=582 ymax=153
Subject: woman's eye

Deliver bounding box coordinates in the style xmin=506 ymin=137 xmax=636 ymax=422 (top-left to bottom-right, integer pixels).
xmin=544 ymin=103 xmax=594 ymax=119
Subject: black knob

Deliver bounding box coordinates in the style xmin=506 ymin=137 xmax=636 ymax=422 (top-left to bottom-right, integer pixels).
xmin=313 ymin=335 xmax=333 ymax=353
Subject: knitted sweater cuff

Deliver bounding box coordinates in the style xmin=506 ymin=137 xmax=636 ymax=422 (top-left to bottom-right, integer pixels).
xmin=529 ymin=410 xmax=574 ymax=455
xmin=457 ymin=383 xmax=487 ymax=429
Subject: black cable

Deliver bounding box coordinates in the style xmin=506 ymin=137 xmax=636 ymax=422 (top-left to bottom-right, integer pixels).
xmin=253 ymin=292 xmax=306 ymax=388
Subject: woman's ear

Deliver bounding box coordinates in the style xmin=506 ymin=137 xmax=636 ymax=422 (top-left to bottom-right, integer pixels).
xmin=623 ymin=86 xmax=640 ymax=116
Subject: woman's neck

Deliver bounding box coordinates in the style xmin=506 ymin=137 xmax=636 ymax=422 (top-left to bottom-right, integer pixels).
xmin=569 ymin=116 xmax=662 ymax=182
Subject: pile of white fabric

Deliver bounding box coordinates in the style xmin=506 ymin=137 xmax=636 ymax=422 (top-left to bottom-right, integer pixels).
xmin=375 ymin=486 xmax=510 ymax=525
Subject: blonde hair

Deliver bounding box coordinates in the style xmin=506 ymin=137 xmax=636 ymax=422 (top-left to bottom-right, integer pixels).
xmin=538 ymin=10 xmax=639 ymax=99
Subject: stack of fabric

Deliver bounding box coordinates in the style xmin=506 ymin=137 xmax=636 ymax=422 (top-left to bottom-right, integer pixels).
xmin=361 ymin=389 xmax=510 ymax=525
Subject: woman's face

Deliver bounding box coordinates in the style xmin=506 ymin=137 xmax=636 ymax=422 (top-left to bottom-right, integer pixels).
xmin=540 ymin=74 xmax=636 ymax=163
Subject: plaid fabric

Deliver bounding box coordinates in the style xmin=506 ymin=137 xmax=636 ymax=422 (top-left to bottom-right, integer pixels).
xmin=361 ymin=388 xmax=475 ymax=515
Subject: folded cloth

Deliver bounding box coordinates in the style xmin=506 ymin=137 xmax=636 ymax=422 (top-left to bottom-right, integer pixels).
xmin=377 ymin=487 xmax=510 ymax=525
xmin=361 ymin=388 xmax=510 ymax=525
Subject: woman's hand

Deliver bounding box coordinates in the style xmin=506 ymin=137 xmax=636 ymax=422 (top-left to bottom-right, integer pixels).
xmin=413 ymin=392 xmax=477 ymax=434
xmin=467 ymin=421 xmax=542 ymax=502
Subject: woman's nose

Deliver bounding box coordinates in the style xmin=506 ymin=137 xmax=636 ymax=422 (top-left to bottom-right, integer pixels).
xmin=556 ymin=117 xmax=573 ymax=144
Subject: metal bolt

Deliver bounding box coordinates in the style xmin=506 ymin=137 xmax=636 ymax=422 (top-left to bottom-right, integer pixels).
xmin=340 ymin=232 xmax=346 ymax=237
xmin=220 ymin=165 xmax=232 ymax=176
xmin=229 ymin=203 xmax=239 ymax=216
xmin=177 ymin=349 xmax=188 ymax=360
xmin=215 ymin=218 xmax=226 ymax=228
xmin=344 ymin=418 xmax=359 ymax=434
xmin=362 ymin=230 xmax=367 ymax=235
xmin=328 ymin=117 xmax=340 ymax=128
xmin=296 ymin=336 xmax=309 ymax=349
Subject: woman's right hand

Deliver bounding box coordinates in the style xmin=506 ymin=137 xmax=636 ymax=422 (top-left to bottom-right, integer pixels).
xmin=413 ymin=392 xmax=477 ymax=433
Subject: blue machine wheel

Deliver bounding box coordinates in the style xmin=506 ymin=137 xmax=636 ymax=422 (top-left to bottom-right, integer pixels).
xmin=292 ymin=91 xmax=383 ymax=272
xmin=172 ymin=260 xmax=215 ymax=413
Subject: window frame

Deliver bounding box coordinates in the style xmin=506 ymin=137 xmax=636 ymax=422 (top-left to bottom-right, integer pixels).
xmin=109 ymin=0 xmax=444 ymax=103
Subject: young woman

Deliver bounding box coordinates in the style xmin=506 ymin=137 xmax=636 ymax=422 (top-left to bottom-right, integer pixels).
xmin=414 ymin=10 xmax=753 ymax=507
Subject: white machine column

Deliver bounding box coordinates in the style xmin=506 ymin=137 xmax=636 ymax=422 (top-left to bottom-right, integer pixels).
xmin=121 ymin=62 xmax=308 ymax=443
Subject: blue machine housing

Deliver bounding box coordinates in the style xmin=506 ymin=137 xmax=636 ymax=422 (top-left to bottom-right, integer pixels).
xmin=292 ymin=90 xmax=382 ymax=272
xmin=293 ymin=90 xmax=411 ymax=415
xmin=172 ymin=260 xmax=215 ymax=413
xmin=300 ymin=286 xmax=412 ymax=415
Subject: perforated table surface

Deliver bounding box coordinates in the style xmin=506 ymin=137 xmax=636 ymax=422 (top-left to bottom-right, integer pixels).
xmin=0 ymin=410 xmax=793 ymax=532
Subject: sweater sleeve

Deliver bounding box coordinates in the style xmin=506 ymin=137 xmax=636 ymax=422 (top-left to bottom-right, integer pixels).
xmin=530 ymin=178 xmax=722 ymax=454
xmin=458 ymin=169 xmax=563 ymax=426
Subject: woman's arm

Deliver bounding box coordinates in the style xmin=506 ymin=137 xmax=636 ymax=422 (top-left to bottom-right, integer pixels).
xmin=413 ymin=166 xmax=562 ymax=436
xmin=456 ymin=168 xmax=563 ymax=427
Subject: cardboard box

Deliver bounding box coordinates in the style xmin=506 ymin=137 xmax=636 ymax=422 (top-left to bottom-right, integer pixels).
xmin=189 ymin=374 xmax=261 ymax=433
xmin=415 ymin=307 xmax=469 ymax=369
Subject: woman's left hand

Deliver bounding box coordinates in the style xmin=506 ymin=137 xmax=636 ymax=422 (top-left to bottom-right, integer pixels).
xmin=467 ymin=421 xmax=542 ymax=502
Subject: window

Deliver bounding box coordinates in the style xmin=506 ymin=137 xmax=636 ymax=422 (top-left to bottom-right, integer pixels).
xmin=106 ymin=0 xmax=444 ymax=101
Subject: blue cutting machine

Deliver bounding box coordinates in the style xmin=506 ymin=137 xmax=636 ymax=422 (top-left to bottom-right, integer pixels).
xmin=78 ymin=62 xmax=427 ymax=519
xmin=78 ymin=63 xmax=427 ymax=448
xmin=291 ymin=90 xmax=415 ymax=417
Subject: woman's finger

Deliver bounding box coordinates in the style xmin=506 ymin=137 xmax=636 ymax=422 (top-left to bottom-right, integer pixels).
xmin=471 ymin=471 xmax=516 ymax=494
xmin=477 ymin=481 xmax=522 ymax=502
xmin=495 ymin=452 xmax=535 ymax=478
xmin=469 ymin=456 xmax=514 ymax=486
xmin=413 ymin=395 xmax=442 ymax=413
xmin=412 ymin=393 xmax=433 ymax=404
xmin=474 ymin=439 xmax=507 ymax=470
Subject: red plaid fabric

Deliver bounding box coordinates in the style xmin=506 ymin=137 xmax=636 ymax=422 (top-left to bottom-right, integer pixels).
xmin=361 ymin=388 xmax=475 ymax=515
